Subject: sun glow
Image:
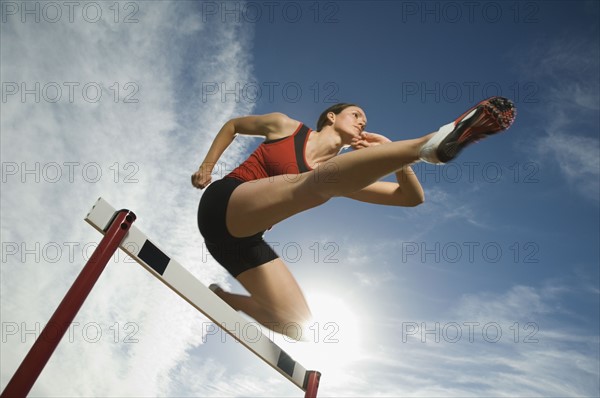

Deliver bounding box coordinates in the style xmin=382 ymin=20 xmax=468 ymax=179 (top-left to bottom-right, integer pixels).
xmin=281 ymin=292 xmax=364 ymax=382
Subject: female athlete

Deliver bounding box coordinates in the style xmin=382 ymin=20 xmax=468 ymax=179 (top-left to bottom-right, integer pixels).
xmin=192 ymin=98 xmax=516 ymax=340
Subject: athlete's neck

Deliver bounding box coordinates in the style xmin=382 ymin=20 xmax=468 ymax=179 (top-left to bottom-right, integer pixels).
xmin=305 ymin=127 xmax=345 ymax=167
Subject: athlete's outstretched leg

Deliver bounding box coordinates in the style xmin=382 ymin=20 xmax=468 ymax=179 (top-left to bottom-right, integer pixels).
xmin=226 ymin=96 xmax=516 ymax=238
xmin=226 ymin=134 xmax=429 ymax=238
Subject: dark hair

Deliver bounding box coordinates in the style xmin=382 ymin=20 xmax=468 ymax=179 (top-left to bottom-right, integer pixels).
xmin=316 ymin=103 xmax=360 ymax=131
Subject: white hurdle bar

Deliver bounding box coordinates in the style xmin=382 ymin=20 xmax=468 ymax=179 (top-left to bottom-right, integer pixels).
xmin=84 ymin=198 xmax=321 ymax=397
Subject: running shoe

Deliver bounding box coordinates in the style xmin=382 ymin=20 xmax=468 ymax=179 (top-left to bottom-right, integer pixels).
xmin=419 ymin=96 xmax=516 ymax=164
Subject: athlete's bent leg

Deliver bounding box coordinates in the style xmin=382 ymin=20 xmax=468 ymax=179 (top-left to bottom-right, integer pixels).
xmin=213 ymin=257 xmax=312 ymax=341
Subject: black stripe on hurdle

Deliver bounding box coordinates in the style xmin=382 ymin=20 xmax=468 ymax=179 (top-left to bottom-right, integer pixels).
xmin=276 ymin=350 xmax=296 ymax=378
xmin=138 ymin=240 xmax=170 ymax=275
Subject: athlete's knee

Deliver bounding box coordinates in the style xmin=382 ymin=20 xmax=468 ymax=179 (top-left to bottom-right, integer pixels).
xmin=271 ymin=315 xmax=311 ymax=341
xmin=262 ymin=305 xmax=312 ymax=341
xmin=299 ymin=173 xmax=334 ymax=204
xmin=280 ymin=321 xmax=311 ymax=341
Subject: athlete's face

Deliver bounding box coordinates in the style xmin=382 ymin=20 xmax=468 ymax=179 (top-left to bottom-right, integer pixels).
xmin=330 ymin=106 xmax=368 ymax=140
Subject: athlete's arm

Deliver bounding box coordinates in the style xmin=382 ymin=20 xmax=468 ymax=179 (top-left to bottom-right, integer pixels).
xmin=192 ymin=113 xmax=298 ymax=189
xmin=343 ymin=132 xmax=425 ymax=206
xmin=230 ymin=113 xmax=299 ymax=140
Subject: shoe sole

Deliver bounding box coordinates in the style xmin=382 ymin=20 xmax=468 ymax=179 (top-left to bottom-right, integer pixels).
xmin=436 ymin=96 xmax=516 ymax=163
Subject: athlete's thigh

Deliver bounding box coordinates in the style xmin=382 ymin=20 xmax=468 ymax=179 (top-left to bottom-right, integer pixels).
xmin=226 ymin=173 xmax=327 ymax=238
xmin=236 ymin=257 xmax=312 ymax=323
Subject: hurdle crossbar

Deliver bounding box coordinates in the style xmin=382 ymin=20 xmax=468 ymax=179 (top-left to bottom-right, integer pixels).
xmin=84 ymin=198 xmax=321 ymax=396
xmin=0 ymin=197 xmax=320 ymax=398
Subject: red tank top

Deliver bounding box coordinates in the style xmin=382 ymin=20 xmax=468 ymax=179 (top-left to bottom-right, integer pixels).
xmin=226 ymin=123 xmax=313 ymax=182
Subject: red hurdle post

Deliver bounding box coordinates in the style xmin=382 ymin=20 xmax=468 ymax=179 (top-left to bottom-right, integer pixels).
xmin=1 ymin=210 xmax=136 ymax=398
xmin=304 ymin=371 xmax=321 ymax=398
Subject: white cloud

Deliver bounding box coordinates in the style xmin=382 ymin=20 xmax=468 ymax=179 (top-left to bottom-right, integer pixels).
xmin=333 ymin=282 xmax=599 ymax=397
xmin=168 ymin=356 xmax=299 ymax=397
xmin=515 ymin=37 xmax=600 ymax=203
xmin=517 ymin=36 xmax=599 ymax=110
xmin=1 ymin=2 xmax=256 ymax=396
xmin=385 ymin=185 xmax=493 ymax=241
xmin=352 ymin=270 xmax=396 ymax=287
xmin=535 ymin=117 xmax=600 ymax=202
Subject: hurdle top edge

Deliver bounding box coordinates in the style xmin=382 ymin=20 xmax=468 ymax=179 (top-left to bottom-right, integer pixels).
xmin=85 ymin=197 xmax=122 ymax=232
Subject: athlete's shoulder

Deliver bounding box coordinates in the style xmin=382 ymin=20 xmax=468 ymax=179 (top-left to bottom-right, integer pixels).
xmin=231 ymin=113 xmax=301 ymax=140
xmin=263 ymin=113 xmax=302 ymax=140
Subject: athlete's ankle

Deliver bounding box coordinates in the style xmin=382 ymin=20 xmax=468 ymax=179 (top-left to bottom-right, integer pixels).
xmin=421 ymin=131 xmax=437 ymax=142
xmin=418 ymin=123 xmax=455 ymax=164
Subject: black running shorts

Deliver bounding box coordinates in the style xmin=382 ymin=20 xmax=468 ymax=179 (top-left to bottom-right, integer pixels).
xmin=197 ymin=177 xmax=279 ymax=277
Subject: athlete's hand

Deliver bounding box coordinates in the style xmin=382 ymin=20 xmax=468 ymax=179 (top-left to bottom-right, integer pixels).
xmin=191 ymin=163 xmax=213 ymax=189
xmin=351 ymin=132 xmax=392 ymax=149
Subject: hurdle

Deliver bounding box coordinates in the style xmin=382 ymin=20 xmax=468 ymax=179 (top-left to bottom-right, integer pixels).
xmin=1 ymin=197 xmax=321 ymax=398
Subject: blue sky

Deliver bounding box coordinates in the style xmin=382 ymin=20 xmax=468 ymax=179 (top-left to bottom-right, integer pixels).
xmin=1 ymin=1 xmax=598 ymax=397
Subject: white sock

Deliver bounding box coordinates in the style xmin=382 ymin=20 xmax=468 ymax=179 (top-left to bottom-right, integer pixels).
xmin=419 ymin=121 xmax=455 ymax=164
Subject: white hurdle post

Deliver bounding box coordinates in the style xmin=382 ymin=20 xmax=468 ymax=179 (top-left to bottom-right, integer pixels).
xmin=84 ymin=198 xmax=322 ymax=397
